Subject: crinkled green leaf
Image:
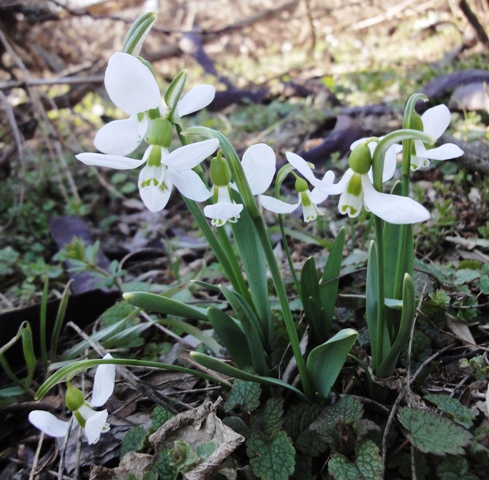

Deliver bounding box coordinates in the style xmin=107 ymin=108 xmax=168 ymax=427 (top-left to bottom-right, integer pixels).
xmin=254 ymin=397 xmax=284 ymax=436
xmin=399 ymin=407 xmax=473 ymax=455
xmin=247 ymin=431 xmax=295 ymax=480
xmin=120 ymin=426 xmax=147 ymax=459
xmin=196 ymin=440 xmax=218 ymax=460
xmin=328 ymin=440 xmax=383 ymax=480
xmin=223 ymin=416 xmax=251 ymax=440
xmin=225 ymin=377 xmax=261 ymax=413
xmin=101 ymin=302 xmax=138 ymax=327
xmin=152 ymin=405 xmax=173 ymax=430
xmin=436 ymin=456 xmax=477 ymax=480
xmin=453 ymin=269 xmax=480 ymax=286
xmin=283 ymin=402 xmax=324 ymax=456
xmin=424 ymin=394 xmax=476 ymax=429
xmin=151 ymin=449 xmax=178 ymax=479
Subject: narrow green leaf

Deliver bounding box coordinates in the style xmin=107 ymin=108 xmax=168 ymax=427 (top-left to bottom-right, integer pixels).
xmin=123 ymin=292 xmax=208 ymax=321
xmin=319 ymin=226 xmax=346 ymax=336
xmin=301 ymin=257 xmax=323 ymax=341
xmin=306 ymin=328 xmax=358 ymax=400
xmin=366 ymin=241 xmax=380 ymax=370
xmin=39 ymin=277 xmax=49 ymax=373
xmin=220 ymin=286 xmax=269 ymax=375
xmin=164 ymin=70 xmax=187 ymax=112
xmin=50 ymin=280 xmax=72 ymax=363
xmin=190 ymin=352 xmax=308 ymax=401
xmin=122 ymin=11 xmax=157 ymax=55
xmin=207 ymin=307 xmax=252 ymax=367
xmin=21 ymin=322 xmax=36 ymax=387
xmin=378 ymin=273 xmax=416 ymax=378
xmin=35 ymin=358 xmax=230 ymax=401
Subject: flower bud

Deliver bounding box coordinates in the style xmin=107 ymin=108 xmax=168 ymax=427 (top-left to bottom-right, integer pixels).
xmin=209 ymin=152 xmax=231 ymax=186
xmin=65 ymin=385 xmax=85 ymax=412
xmin=348 ymin=144 xmax=372 ymax=174
xmin=147 ymin=118 xmax=173 ymax=147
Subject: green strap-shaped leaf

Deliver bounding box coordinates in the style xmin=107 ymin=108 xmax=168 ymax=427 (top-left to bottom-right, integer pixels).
xmin=220 ymin=286 xmax=269 ymax=375
xmin=366 ymin=241 xmax=380 ymax=370
xmin=190 ymin=352 xmax=308 ymax=401
xmin=319 ymin=226 xmax=346 ymax=337
xmin=306 ymin=328 xmax=358 ymax=400
xmin=300 ymin=257 xmax=323 ymax=341
xmin=50 ymin=280 xmax=72 ymax=362
xmin=207 ymin=307 xmax=251 ymax=366
xmin=123 ymin=292 xmax=208 ymax=321
xmin=378 ymin=273 xmax=416 ymax=378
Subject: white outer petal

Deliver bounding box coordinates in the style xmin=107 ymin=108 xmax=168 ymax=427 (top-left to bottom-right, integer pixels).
xmin=361 ymin=177 xmax=430 ymax=224
xmin=329 ymin=168 xmax=354 ymax=196
xmin=421 ymin=104 xmax=451 ymax=140
xmin=94 ymin=116 xmax=142 ymax=156
xmin=76 ymin=152 xmax=146 ymax=170
xmin=171 ymin=169 xmax=212 ymax=201
xmin=162 ymin=139 xmax=219 ymax=170
xmin=91 ymin=354 xmax=115 ymax=408
xmin=260 ymin=195 xmax=300 ymax=214
xmin=84 ymin=410 xmax=109 ymax=445
xmin=415 ymin=143 xmax=464 ymax=160
xmin=285 ymin=152 xmax=320 ymax=187
xmin=382 ymin=145 xmax=399 ymax=182
xmin=241 ymin=143 xmax=276 ymax=195
xmin=105 ymin=52 xmax=161 ymax=115
xmin=177 ymin=85 xmax=216 ymax=116
xmin=29 ymin=411 xmax=70 ymax=438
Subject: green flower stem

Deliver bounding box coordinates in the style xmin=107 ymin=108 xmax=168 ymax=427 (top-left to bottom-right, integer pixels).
xmin=35 ymin=358 xmax=231 ymax=401
xmin=184 ymin=127 xmax=312 ymax=399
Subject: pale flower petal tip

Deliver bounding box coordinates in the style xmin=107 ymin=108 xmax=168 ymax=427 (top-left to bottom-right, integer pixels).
xmin=91 ymin=354 xmax=115 ymax=407
xmin=29 ymin=410 xmax=70 ymax=438
xmin=84 ymin=410 xmax=109 ymax=445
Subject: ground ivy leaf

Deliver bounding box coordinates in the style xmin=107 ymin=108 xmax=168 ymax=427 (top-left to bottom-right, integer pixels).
xmin=152 ymin=405 xmax=173 ymax=430
xmin=254 ymin=397 xmax=284 ymax=436
xmin=247 ymin=431 xmax=295 ymax=480
xmin=283 ymin=402 xmax=324 ymax=456
xmin=424 ymin=394 xmax=476 ymax=429
xmin=120 ymin=426 xmax=147 ymax=459
xmin=328 ymin=440 xmax=383 ymax=480
xmin=436 ymin=456 xmax=478 ymax=480
xmin=399 ymin=407 xmax=473 ymax=455
xmin=224 ymin=377 xmax=261 ymax=412
xmin=453 ymin=269 xmax=480 ymax=286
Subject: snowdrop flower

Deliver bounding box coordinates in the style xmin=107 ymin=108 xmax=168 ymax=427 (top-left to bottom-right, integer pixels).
xmin=260 ymin=152 xmax=336 ymax=222
xmin=334 ymin=143 xmax=430 ymax=224
xmin=28 ymin=354 xmax=115 ymax=445
xmin=77 ymin=118 xmax=218 ymax=212
xmin=409 ymin=105 xmax=464 ymax=171
xmin=204 ymin=143 xmax=276 ymax=226
xmin=94 ymin=52 xmax=215 ymax=157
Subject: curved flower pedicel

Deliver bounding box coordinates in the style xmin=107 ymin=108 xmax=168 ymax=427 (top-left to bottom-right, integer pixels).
xmin=260 ymin=152 xmax=335 ymax=222
xmin=410 ymin=104 xmax=464 ymax=171
xmin=204 ymin=143 xmax=276 ymax=226
xmin=28 ymin=354 xmax=115 ymax=445
xmin=94 ymin=52 xmax=215 ymax=157
xmin=77 ymin=119 xmax=218 ymax=212
xmin=334 ymin=143 xmax=430 ymax=224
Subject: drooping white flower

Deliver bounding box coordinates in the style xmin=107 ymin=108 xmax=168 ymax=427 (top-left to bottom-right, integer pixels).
xmin=333 ymin=143 xmax=430 ymax=224
xmin=94 ymin=52 xmax=215 ymax=157
xmin=28 ymin=354 xmax=115 ymax=445
xmin=77 ymin=118 xmax=218 ymax=212
xmin=260 ymin=151 xmax=336 ymax=222
xmin=204 ymin=143 xmax=276 ymax=226
xmin=410 ymin=105 xmax=464 ymax=170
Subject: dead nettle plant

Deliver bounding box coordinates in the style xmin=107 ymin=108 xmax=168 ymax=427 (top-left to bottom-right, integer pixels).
xmin=30 ymin=12 xmax=464 ymax=432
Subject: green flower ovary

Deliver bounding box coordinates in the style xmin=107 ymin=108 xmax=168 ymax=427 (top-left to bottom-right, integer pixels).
xmin=348 ymin=144 xmax=372 ymax=174
xmin=147 ymin=118 xmax=173 ymax=147
xmin=209 ymin=152 xmax=231 ymax=187
xmin=295 ymin=176 xmax=308 ymax=193
xmin=65 ymin=384 xmax=85 ymax=412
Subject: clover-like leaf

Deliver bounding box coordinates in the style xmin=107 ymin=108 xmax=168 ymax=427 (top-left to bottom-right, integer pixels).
xmin=424 ymin=394 xmax=476 ymax=429
xmin=328 ymin=440 xmax=383 ymax=480
xmin=399 ymin=407 xmax=473 ymax=455
xmin=247 ymin=431 xmax=295 ymax=480
xmin=224 ymin=377 xmax=261 ymax=413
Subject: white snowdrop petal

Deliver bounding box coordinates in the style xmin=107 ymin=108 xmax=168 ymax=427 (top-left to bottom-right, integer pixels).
xmin=163 ymin=139 xmax=219 ymax=170
xmin=91 ymin=354 xmax=115 ymax=407
xmin=204 ymin=202 xmax=243 ymax=222
xmin=76 ymin=153 xmax=145 ymax=170
xmin=177 ymin=85 xmax=215 ymax=116
xmin=416 ymin=143 xmax=464 ymax=161
xmin=105 ymin=52 xmax=161 ymax=115
xmin=171 ymin=169 xmax=212 ymax=202
xmin=260 ymin=195 xmax=300 ymax=214
xmin=84 ymin=410 xmax=109 ymax=445
xmin=421 ymin=105 xmax=451 ymax=140
xmin=29 ymin=411 xmax=70 ymax=438
xmin=94 ymin=117 xmax=142 ymax=156
xmin=285 ymin=152 xmax=319 ymax=186
xmin=241 ymin=143 xmax=276 ymax=195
